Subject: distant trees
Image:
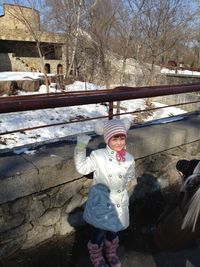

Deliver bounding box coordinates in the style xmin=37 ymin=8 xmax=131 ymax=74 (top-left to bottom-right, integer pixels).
xmin=133 ymin=0 xmax=198 ymax=85
xmin=44 ymin=0 xmax=116 ymax=88
xmin=43 ymin=0 xmax=83 ymax=81
xmin=19 ymin=0 xmax=200 ymax=86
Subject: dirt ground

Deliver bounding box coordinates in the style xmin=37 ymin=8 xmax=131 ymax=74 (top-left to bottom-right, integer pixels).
xmin=0 ymin=224 xmax=157 ymax=267
xmin=1 ymin=223 xmax=200 ymax=267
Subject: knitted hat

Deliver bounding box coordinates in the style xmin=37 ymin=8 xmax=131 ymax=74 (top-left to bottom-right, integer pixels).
xmin=95 ymin=118 xmax=131 ymax=144
xmin=176 ymin=159 xmax=200 ymax=178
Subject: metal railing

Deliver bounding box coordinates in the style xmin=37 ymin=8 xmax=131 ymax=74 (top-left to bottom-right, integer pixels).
xmin=0 ymin=83 xmax=200 ymax=137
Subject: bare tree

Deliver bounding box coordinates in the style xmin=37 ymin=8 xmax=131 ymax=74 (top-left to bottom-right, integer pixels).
xmin=66 ymin=0 xmax=83 ymax=78
xmin=114 ymin=0 xmax=145 ymax=85
xmin=43 ymin=0 xmax=199 ymax=90
xmin=135 ymin=0 xmax=198 ymax=85
xmin=44 ymin=0 xmax=87 ymax=80
xmin=85 ymin=0 xmax=117 ymax=88
xmin=111 ymin=0 xmax=145 ymax=115
xmin=7 ymin=0 xmax=50 ymax=92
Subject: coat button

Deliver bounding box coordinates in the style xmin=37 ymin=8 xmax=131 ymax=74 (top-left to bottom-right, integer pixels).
xmin=111 ymin=151 xmax=114 ymax=154
xmin=119 ymin=175 xmax=122 ymax=179
xmin=118 ymin=190 xmax=121 ymax=193
xmin=109 ymin=159 xmax=112 ymax=161
xmin=117 ymin=204 xmax=120 ymax=207
xmin=109 ymin=174 xmax=112 ymax=177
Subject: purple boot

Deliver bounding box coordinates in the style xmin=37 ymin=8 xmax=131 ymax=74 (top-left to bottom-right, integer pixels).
xmin=105 ymin=237 xmax=121 ymax=267
xmin=87 ymin=241 xmax=108 ymax=267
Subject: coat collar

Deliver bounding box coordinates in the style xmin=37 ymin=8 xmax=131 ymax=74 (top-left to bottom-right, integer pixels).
xmin=106 ymin=145 xmax=127 ymax=162
xmin=106 ymin=145 xmax=117 ymax=158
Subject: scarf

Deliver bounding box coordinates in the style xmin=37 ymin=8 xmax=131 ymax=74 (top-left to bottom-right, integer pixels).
xmin=116 ymin=148 xmax=126 ymax=162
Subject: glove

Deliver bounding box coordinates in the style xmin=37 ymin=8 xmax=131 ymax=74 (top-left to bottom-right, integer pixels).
xmin=76 ymin=134 xmax=91 ymax=149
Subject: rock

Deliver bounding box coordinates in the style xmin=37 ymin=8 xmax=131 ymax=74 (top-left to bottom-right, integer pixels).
xmin=16 ymin=80 xmax=41 ymax=92
xmin=49 ymin=180 xmax=83 ymax=208
xmin=35 ymin=208 xmax=61 ymax=226
xmin=0 ymin=81 xmax=17 ymax=95
xmin=0 ymin=223 xmax=32 ymax=242
xmin=55 ymin=212 xmax=85 ymax=236
xmin=65 ymin=193 xmax=83 ymax=213
xmin=0 ymin=213 xmax=25 ymax=234
xmin=26 ymin=198 xmax=46 ymax=222
xmin=0 ymin=236 xmax=26 ymax=259
xmin=22 ymin=225 xmax=54 ymax=250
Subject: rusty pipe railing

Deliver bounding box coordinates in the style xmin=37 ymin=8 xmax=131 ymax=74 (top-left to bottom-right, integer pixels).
xmin=0 ymin=100 xmax=199 ymax=136
xmin=0 ymin=83 xmax=200 ymax=114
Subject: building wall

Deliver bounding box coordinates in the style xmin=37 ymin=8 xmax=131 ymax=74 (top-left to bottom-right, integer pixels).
xmin=0 ymin=4 xmax=66 ymax=73
xmin=0 ymin=4 xmax=65 ymax=43
xmin=0 ymin=4 xmax=40 ymax=32
xmin=0 ymin=53 xmax=65 ymax=74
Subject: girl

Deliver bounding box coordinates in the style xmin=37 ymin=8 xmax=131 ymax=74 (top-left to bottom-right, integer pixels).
xmin=74 ymin=119 xmax=135 ymax=267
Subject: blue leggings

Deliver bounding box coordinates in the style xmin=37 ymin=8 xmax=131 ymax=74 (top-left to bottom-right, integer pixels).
xmin=91 ymin=226 xmax=118 ymax=245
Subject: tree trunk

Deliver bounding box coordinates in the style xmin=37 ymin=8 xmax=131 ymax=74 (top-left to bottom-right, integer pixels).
xmin=66 ymin=0 xmax=82 ymax=79
xmin=36 ymin=42 xmax=49 ymax=93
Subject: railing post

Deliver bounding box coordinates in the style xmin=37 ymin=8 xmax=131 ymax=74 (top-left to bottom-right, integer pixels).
xmin=108 ymin=101 xmax=113 ymax=119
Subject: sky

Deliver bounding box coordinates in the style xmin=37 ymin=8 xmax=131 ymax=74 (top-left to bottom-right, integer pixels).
xmin=1 ymin=0 xmax=199 ymax=17
xmin=0 ymin=70 xmax=190 ymax=154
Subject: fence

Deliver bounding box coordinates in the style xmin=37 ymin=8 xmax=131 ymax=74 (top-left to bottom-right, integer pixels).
xmin=0 ymin=83 xmax=200 ymax=137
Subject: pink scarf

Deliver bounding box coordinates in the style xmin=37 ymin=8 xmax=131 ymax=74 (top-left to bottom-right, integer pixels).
xmin=116 ymin=148 xmax=126 ymax=162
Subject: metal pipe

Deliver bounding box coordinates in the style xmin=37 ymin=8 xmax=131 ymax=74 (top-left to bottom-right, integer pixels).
xmin=0 ymin=83 xmax=200 ymax=113
xmin=1 ymin=100 xmax=199 ymax=136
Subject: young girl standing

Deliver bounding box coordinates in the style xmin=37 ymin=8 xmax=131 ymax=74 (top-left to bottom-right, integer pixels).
xmin=74 ymin=119 xmax=135 ymax=267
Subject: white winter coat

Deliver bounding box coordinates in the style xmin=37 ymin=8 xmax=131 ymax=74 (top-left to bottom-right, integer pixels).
xmin=74 ymin=145 xmax=135 ymax=232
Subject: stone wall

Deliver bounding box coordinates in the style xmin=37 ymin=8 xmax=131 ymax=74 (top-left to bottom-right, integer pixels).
xmin=0 ymin=53 xmax=65 ymax=74
xmin=153 ymin=92 xmax=200 ymax=112
xmin=166 ymin=75 xmax=200 ymax=85
xmin=0 ymin=28 xmax=65 ymax=43
xmin=0 ymin=115 xmax=200 ymax=259
xmin=0 ymin=4 xmax=65 ymax=43
xmin=10 ymin=55 xmax=65 ymax=74
xmin=0 ymin=4 xmax=65 ymax=74
xmin=0 ymin=4 xmax=39 ymax=32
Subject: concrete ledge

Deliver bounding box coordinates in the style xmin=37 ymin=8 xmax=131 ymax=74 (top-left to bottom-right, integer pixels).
xmin=0 ymin=114 xmax=199 ymax=204
xmin=130 ymin=114 xmax=200 ymax=159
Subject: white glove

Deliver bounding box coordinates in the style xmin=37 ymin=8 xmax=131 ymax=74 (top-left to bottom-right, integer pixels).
xmin=76 ymin=134 xmax=91 ymax=148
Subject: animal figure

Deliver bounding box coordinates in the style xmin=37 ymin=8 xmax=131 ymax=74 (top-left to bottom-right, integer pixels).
xmin=154 ymin=160 xmax=200 ymax=251
xmin=180 ymin=161 xmax=200 ymax=231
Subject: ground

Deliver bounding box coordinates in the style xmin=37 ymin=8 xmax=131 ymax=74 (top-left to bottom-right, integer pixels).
xmin=1 ymin=224 xmax=200 ymax=267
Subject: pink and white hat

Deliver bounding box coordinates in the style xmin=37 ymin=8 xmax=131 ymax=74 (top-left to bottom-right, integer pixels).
xmin=95 ymin=118 xmax=131 ymax=144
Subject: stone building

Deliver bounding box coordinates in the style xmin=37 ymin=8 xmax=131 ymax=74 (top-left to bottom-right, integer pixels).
xmin=0 ymin=4 xmax=66 ymax=74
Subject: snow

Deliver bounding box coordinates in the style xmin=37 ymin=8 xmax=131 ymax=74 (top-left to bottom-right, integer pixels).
xmin=0 ymin=71 xmax=45 ymax=81
xmin=161 ymin=67 xmax=200 ymax=76
xmin=0 ymin=71 xmax=188 ymax=153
